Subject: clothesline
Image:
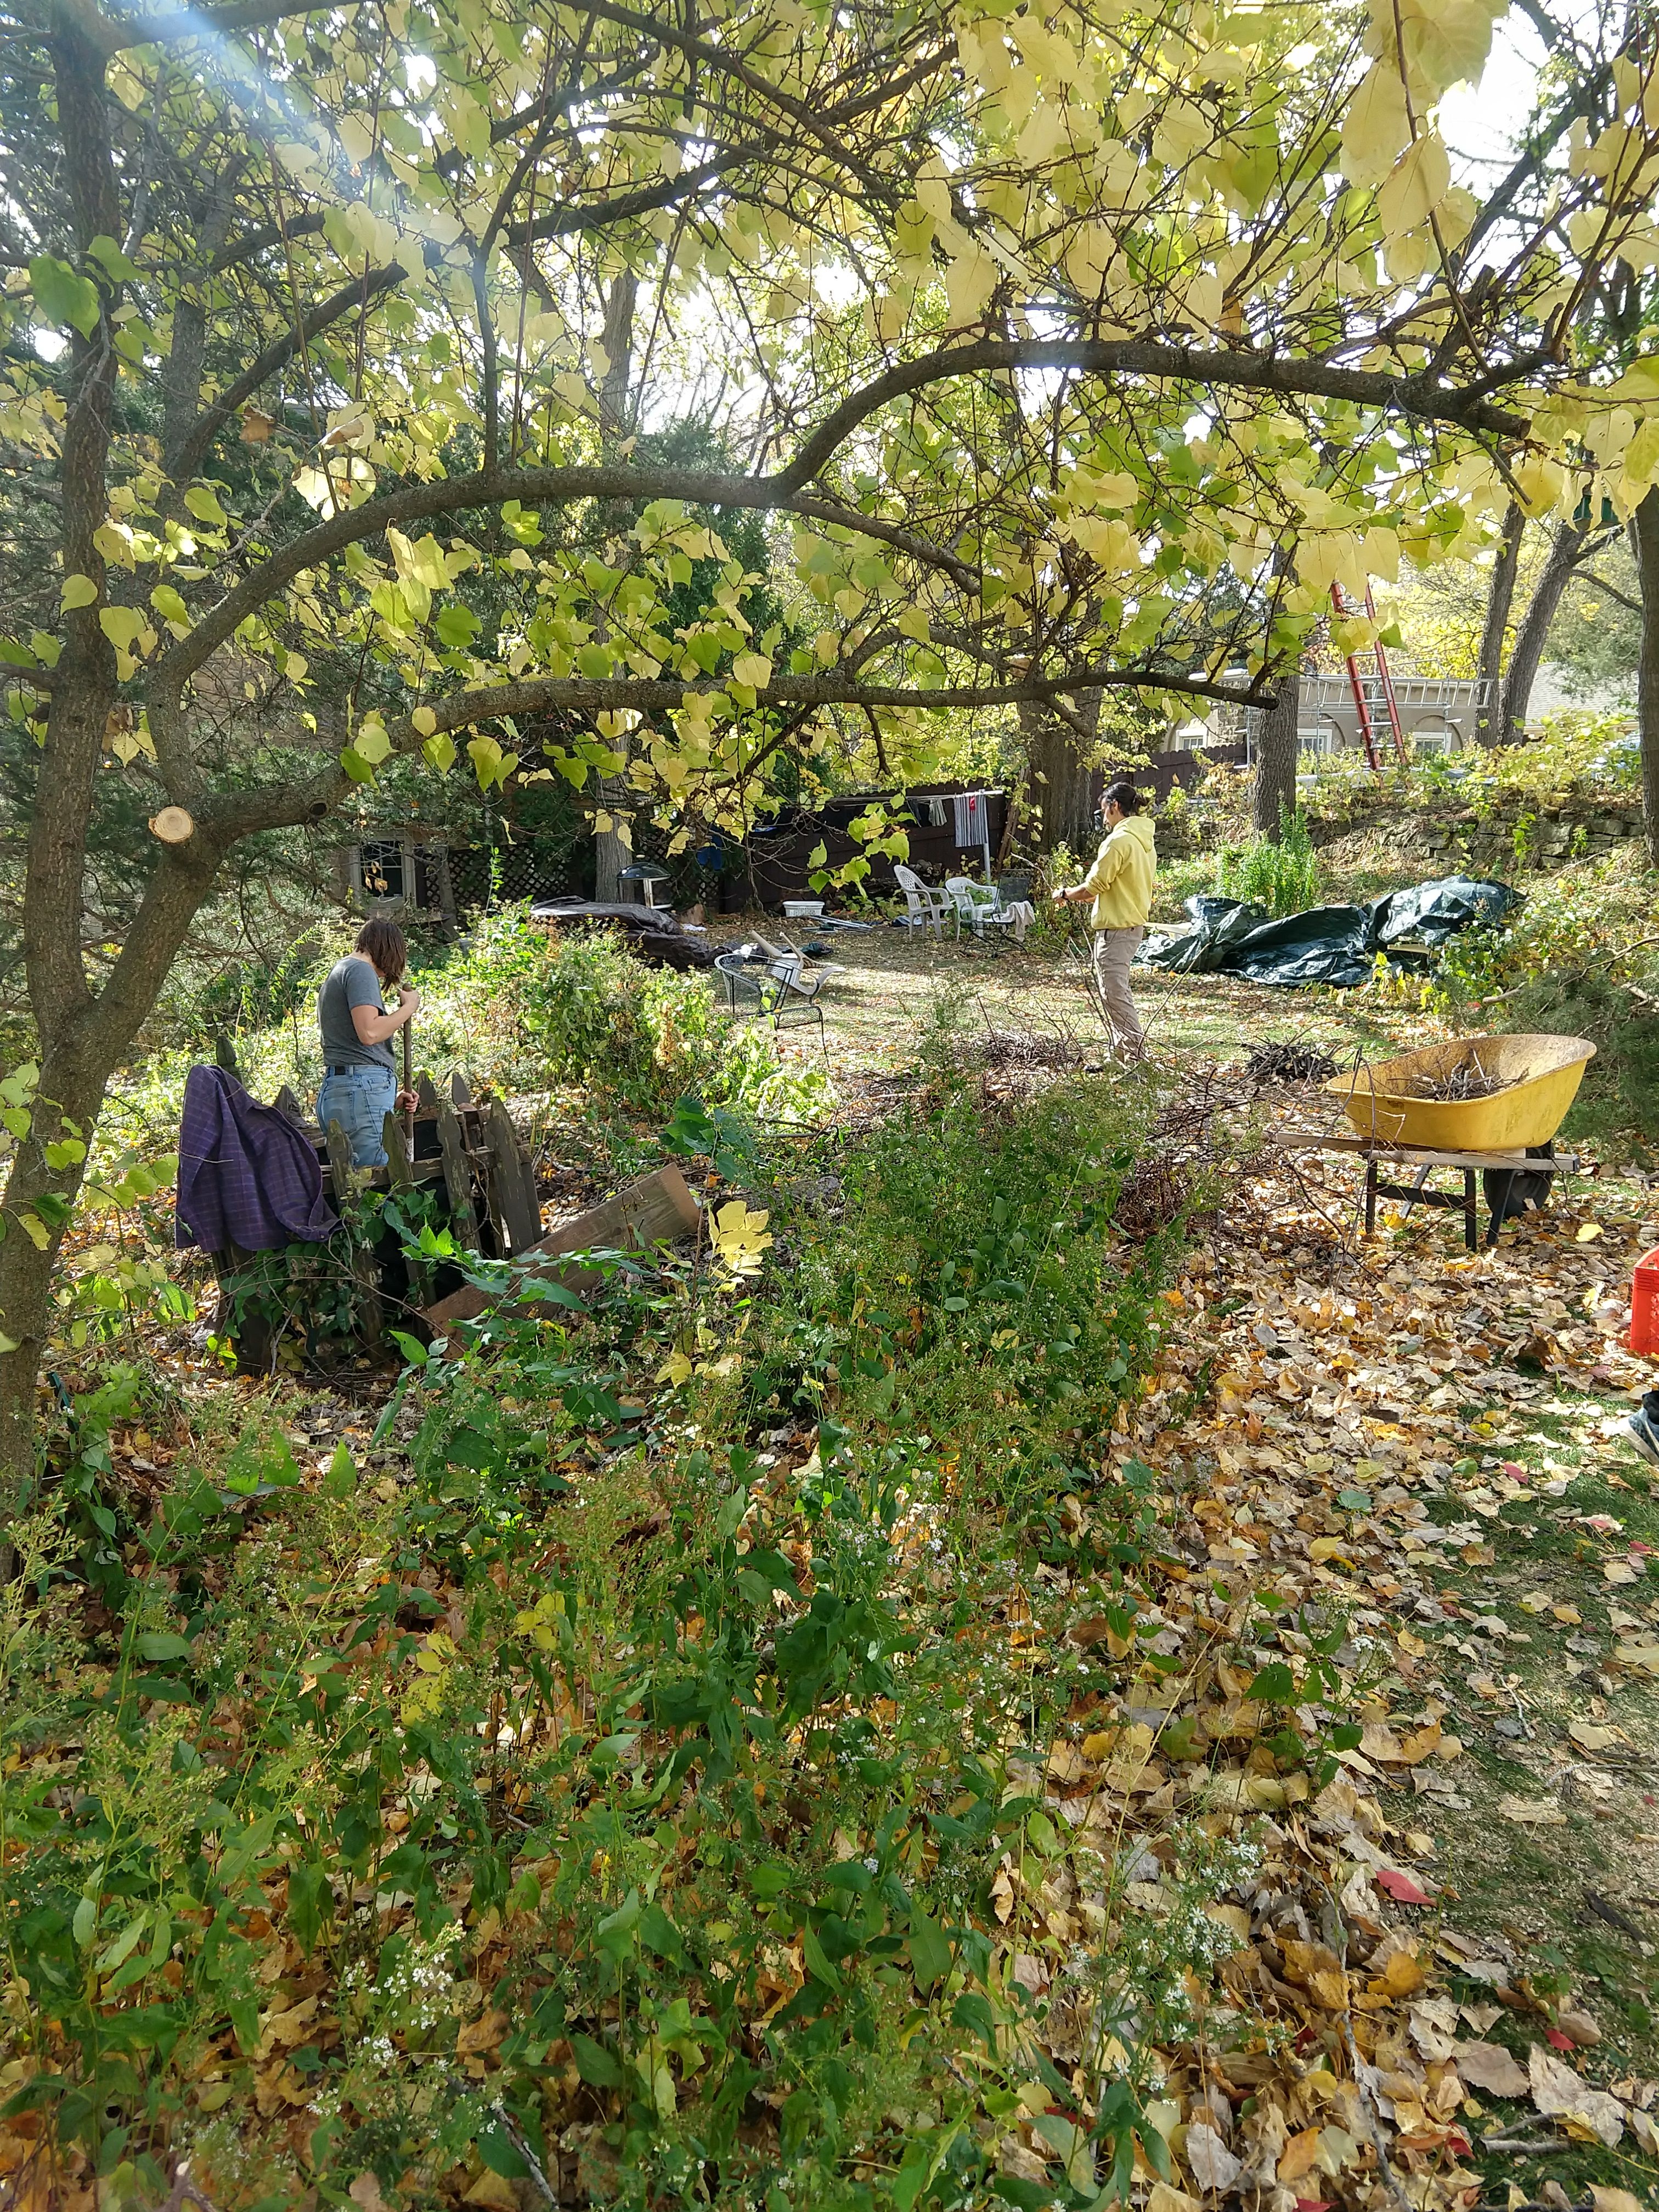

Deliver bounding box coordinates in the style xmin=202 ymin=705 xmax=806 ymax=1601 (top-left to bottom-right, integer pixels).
xmin=918 ymin=790 xmax=996 ymax=882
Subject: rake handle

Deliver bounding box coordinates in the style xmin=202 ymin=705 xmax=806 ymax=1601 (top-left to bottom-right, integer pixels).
xmin=401 ymin=1004 xmax=415 ymax=1148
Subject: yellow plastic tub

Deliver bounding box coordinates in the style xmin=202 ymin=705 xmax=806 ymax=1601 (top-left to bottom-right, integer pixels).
xmin=1325 ymin=1032 xmax=1595 ymax=1152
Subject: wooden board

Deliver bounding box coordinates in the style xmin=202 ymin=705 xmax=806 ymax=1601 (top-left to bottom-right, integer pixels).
xmin=484 ymin=1096 xmax=542 ymax=1254
xmin=1275 ymin=1130 xmax=1580 ymax=1175
xmin=421 ymin=1166 xmax=702 ymax=1342
xmin=436 ymin=1102 xmax=481 ymax=1251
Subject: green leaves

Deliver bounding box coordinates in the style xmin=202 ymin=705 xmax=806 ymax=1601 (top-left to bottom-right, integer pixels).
xmin=1248 ymin=1661 xmax=1297 ymax=1704
xmin=906 ymin=1909 xmax=952 ymax=1991
xmin=29 ymin=254 xmax=99 ymax=336
xmin=572 ymin=2032 xmax=624 ymax=2087
xmin=136 ymin=1631 xmax=194 ymax=1663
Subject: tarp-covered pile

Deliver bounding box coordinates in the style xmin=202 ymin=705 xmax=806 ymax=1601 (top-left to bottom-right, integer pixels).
xmin=1140 ymin=874 xmax=1520 ymax=989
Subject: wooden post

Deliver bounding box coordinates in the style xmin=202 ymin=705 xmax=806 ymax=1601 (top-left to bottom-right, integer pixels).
xmin=323 ymin=1116 xmax=383 ymax=1349
xmin=437 ymin=1102 xmax=480 ymax=1250
xmin=382 ymin=1110 xmax=414 ymax=1189
xmin=213 ymin=1031 xmax=240 ymax=1077
xmin=484 ymin=1097 xmax=541 ymax=1254
xmin=273 ymin=1084 xmax=307 ymax=1125
xmin=416 ymin=1072 xmax=441 ymax=1116
xmin=449 ymin=1069 xmax=472 ymax=1107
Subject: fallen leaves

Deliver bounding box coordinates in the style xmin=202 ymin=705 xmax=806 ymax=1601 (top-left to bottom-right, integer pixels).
xmin=1495 ymin=1793 xmax=1567 ymax=1826
xmin=1527 ymin=2042 xmax=1625 ymax=2146
xmin=1454 ymin=2041 xmax=1530 ymax=2097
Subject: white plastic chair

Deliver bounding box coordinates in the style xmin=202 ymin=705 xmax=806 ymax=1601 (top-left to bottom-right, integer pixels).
xmin=944 ymin=877 xmax=1025 ymax=944
xmin=893 ymin=863 xmax=952 ymax=934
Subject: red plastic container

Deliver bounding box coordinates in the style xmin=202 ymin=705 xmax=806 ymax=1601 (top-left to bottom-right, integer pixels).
xmin=1630 ymin=1246 xmax=1659 ymax=1354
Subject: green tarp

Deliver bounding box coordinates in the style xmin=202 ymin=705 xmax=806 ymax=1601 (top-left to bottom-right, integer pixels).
xmin=1139 ymin=876 xmax=1520 ymax=990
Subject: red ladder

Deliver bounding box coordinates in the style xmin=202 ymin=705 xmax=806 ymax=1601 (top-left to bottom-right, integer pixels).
xmin=1330 ymin=582 xmax=1406 ymax=770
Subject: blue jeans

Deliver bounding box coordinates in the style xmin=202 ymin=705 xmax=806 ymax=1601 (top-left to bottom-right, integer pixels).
xmin=317 ymin=1063 xmax=396 ymax=1167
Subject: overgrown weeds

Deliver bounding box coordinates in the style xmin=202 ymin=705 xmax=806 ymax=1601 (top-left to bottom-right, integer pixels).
xmin=0 ymin=1065 xmax=1362 ymax=2212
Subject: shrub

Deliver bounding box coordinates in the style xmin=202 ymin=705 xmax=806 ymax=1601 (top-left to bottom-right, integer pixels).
xmin=1214 ymin=806 xmax=1322 ymax=917
xmin=519 ymin=925 xmax=826 ymax=1120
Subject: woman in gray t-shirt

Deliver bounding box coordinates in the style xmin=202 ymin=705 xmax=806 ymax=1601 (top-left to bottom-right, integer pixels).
xmin=316 ymin=919 xmax=420 ymax=1166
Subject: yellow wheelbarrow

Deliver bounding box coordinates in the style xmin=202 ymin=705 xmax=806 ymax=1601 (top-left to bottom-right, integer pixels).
xmin=1325 ymin=1032 xmax=1595 ymax=1150
xmin=1295 ymin=1032 xmax=1596 ymax=1249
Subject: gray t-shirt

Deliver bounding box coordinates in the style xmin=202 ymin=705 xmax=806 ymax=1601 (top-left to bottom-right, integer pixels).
xmin=318 ymin=955 xmax=394 ymax=1072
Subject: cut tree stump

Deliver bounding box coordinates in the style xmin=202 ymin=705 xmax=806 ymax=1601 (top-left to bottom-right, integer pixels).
xmin=421 ymin=1166 xmax=702 ymax=1347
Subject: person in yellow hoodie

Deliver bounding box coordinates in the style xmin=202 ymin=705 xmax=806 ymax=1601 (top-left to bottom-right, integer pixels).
xmin=1051 ymin=779 xmax=1157 ymax=1060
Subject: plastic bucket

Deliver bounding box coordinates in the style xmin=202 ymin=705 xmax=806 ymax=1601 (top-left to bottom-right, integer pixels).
xmin=1631 ymin=1246 xmax=1659 ymax=1355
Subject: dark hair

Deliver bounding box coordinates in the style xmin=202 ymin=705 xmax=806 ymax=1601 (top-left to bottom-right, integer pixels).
xmin=355 ymin=917 xmax=407 ymax=983
xmin=1102 ymin=779 xmax=1143 ymax=816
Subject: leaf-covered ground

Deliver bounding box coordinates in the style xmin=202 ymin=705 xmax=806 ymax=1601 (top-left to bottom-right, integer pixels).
xmin=3 ymin=924 xmax=1658 ymax=2212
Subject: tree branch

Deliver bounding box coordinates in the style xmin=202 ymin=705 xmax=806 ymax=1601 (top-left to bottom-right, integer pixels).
xmin=776 ymin=338 xmax=1538 ymax=491
xmin=1578 ymin=568 xmax=1642 ymax=616
xmin=101 ymin=0 xmax=359 ymax=54
xmin=166 ymin=259 xmax=404 ymax=482
xmin=211 ymin=209 xmax=324 ymax=273
xmin=149 ymin=337 xmax=1549 ymax=702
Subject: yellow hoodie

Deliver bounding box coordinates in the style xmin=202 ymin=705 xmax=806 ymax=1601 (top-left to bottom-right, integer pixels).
xmin=1078 ymin=813 xmax=1157 ymax=930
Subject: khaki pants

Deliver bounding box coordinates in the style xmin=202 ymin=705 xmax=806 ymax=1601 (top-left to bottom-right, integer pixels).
xmin=1090 ymin=926 xmax=1146 ymax=1059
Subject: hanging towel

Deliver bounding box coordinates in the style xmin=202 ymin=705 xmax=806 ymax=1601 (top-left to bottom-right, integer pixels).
xmin=926 ymin=797 xmax=947 ymax=827
xmin=953 ymin=791 xmax=989 ymax=847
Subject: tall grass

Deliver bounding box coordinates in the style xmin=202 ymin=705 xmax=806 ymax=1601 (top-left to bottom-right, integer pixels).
xmin=1215 ymin=806 xmax=1322 ymax=918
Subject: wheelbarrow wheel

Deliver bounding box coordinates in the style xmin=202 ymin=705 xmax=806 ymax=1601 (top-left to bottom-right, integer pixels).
xmin=1483 ymin=1142 xmax=1556 ymax=1240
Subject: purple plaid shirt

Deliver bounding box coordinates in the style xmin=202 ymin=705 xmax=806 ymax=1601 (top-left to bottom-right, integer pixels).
xmin=174 ymin=1064 xmax=339 ymax=1254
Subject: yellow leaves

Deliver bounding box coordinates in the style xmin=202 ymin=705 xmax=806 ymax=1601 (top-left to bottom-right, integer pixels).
xmin=1513 ymin=455 xmax=1565 ymax=516
xmin=1294 ymin=532 xmax=1366 ymax=603
xmin=1376 ymin=132 xmax=1451 ymax=242
xmin=1375 ymin=0 xmax=1505 ymax=101
xmin=710 ymin=1199 xmax=772 ymax=1279
xmin=1015 ymin=103 xmax=1066 ymax=168
xmin=1279 ymin=1937 xmax=1348 ymax=2011
xmin=60 ymin=572 xmax=98 ymax=611
xmin=955 ymin=18 xmax=1010 ymax=95
xmin=1369 ymin=1945 xmax=1424 ymax=1999
xmin=1340 ymin=62 xmax=1411 ymax=189
xmin=1496 ymin=1793 xmax=1567 ymax=1826
xmin=1070 ymin=516 xmax=1142 ymax=574
xmin=514 ymin=1591 xmax=566 ymax=1651
xmin=468 ymin=733 xmax=519 ymax=792
xmin=455 ymin=2007 xmax=509 ymax=2057
xmin=402 ymin=1629 xmax=455 ymax=1720
xmin=945 ymin=241 xmax=998 ymax=325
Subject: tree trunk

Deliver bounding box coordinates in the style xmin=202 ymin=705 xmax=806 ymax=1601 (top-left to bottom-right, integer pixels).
xmin=592 ymin=269 xmax=639 ymax=902
xmin=1501 ymin=517 xmax=1594 ymax=740
xmin=1 ymin=8 xmax=125 ymax=1527
xmin=1254 ymin=669 xmax=1300 ymax=840
xmin=1476 ymin=502 xmax=1524 ymax=745
xmin=1633 ymin=487 xmax=1659 ymax=871
xmin=1020 ymin=695 xmax=1098 ymax=856
xmin=0 ymin=834 xmax=226 ymax=1512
